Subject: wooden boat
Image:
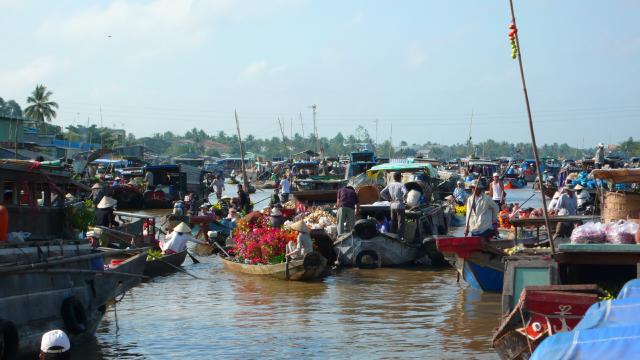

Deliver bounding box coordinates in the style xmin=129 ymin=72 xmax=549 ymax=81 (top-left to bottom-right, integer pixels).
xmin=437 ymin=236 xmax=506 ymax=292
xmin=97 ymin=250 xmax=148 ymax=302
xmin=504 ymin=178 xmax=525 ymax=189
xmin=144 ymin=250 xmax=188 ymax=277
xmin=220 ymin=252 xmax=327 ymax=281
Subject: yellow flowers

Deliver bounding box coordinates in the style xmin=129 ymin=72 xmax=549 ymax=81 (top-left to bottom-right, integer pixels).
xmin=455 ymin=205 xmax=467 ymax=215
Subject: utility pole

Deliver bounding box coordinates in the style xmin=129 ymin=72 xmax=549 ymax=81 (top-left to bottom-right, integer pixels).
xmin=389 ymin=124 xmax=393 ymax=159
xmin=99 ymin=105 xmax=103 ymax=128
xmin=309 ymin=104 xmax=319 ymax=157
xmin=234 ymin=110 xmax=250 ymax=190
xmin=290 ymin=117 xmax=293 ymax=139
xmin=467 ymin=109 xmax=474 ymax=156
xmin=277 ymin=117 xmax=291 ymax=159
xmin=14 ymin=118 xmax=19 ymax=160
xmin=374 ymin=118 xmax=379 ymax=148
xmin=299 ymin=112 xmax=305 ymax=137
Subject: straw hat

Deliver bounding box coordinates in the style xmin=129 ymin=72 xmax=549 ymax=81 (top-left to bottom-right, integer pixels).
xmin=173 ymin=222 xmax=191 ymax=233
xmin=288 ymin=220 xmax=309 ymax=233
xmin=271 ymin=207 xmax=282 ymax=216
xmin=574 ymin=184 xmax=584 ymax=190
xmin=97 ymin=196 xmax=117 ymax=209
xmin=91 ymin=183 xmax=103 ymax=189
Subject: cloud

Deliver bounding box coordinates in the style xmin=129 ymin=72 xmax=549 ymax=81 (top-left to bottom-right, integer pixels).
xmin=0 ymin=56 xmax=67 ymax=97
xmin=406 ymin=43 xmax=429 ymax=68
xmin=239 ymin=61 xmax=287 ymax=80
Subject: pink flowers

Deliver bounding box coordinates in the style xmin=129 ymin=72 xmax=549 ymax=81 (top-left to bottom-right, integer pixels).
xmin=231 ymin=217 xmax=297 ymax=264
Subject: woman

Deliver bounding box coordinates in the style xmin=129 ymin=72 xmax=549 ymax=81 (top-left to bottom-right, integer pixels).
xmin=95 ymin=196 xmax=119 ymax=228
xmin=161 ymin=222 xmax=196 ymax=254
xmin=286 ymin=220 xmax=313 ymax=260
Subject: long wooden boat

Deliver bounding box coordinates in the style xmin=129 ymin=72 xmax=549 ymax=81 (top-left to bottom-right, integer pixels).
xmin=220 ymin=252 xmax=327 ymax=281
xmin=437 ymin=236 xmax=506 ymax=292
xmin=144 ymin=250 xmax=188 ymax=277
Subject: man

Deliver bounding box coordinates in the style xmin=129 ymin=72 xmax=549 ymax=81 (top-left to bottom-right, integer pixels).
xmin=488 ymin=172 xmax=505 ymax=206
xmin=594 ymin=143 xmax=605 ymax=169
xmin=161 ymin=222 xmax=197 ymax=254
xmin=555 ymin=185 xmax=578 ymax=237
xmin=211 ymin=175 xmax=225 ymax=200
xmin=237 ymin=184 xmax=250 ymax=213
xmin=336 ymin=185 xmax=358 ymax=235
xmin=269 ymin=187 xmax=281 ymax=208
xmin=95 ymin=196 xmax=119 ymax=228
xmin=452 ymin=180 xmax=468 ymax=205
xmin=575 ymin=184 xmax=591 ymax=212
xmin=39 ymin=329 xmax=71 ymax=360
xmin=380 ymin=172 xmax=408 ymax=238
xmin=280 ymin=175 xmax=291 ymax=202
xmin=464 ymin=179 xmax=499 ymax=240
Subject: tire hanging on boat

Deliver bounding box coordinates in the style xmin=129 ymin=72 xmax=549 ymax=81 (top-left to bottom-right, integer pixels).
xmin=61 ymin=296 xmax=88 ymax=334
xmin=0 ymin=319 xmax=18 ymax=360
xmin=353 ymin=219 xmax=379 ymax=240
xmin=355 ymin=250 xmax=381 ymax=269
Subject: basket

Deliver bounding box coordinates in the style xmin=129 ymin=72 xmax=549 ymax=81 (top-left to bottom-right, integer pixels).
xmin=603 ymin=191 xmax=640 ymax=222
xmin=357 ymin=185 xmax=380 ymax=205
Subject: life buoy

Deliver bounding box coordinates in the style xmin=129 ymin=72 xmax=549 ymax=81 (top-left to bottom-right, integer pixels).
xmin=0 ymin=319 xmax=19 ymax=360
xmin=0 ymin=206 xmax=7 ymax=242
xmin=61 ymin=296 xmax=88 ymax=334
xmin=355 ymin=250 xmax=381 ymax=269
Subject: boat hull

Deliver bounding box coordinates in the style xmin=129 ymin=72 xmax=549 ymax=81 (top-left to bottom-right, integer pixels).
xmin=143 ymin=250 xmax=188 ymax=277
xmin=220 ymin=252 xmax=327 ymax=281
xmin=334 ymin=233 xmax=422 ymax=268
xmin=437 ymin=237 xmax=505 ymax=292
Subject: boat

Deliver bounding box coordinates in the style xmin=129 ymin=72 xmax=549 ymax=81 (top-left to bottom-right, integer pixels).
xmin=219 ymin=252 xmax=327 ymax=281
xmin=504 ymin=178 xmax=525 ymax=189
xmin=143 ymin=250 xmax=188 ymax=277
xmin=436 ymin=236 xmax=506 ymax=292
xmin=492 ymin=284 xmax=602 ymax=359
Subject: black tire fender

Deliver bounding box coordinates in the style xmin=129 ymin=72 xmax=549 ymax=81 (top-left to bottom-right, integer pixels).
xmin=0 ymin=319 xmax=18 ymax=360
xmin=61 ymin=296 xmax=88 ymax=334
xmin=355 ymin=250 xmax=381 ymax=269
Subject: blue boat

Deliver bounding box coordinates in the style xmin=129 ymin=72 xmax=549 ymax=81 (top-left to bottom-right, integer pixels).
xmin=436 ymin=236 xmax=505 ymax=292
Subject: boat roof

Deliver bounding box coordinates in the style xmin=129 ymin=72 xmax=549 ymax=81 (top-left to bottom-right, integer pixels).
xmin=591 ymin=168 xmax=640 ymax=183
xmin=144 ymin=164 xmax=180 ymax=171
xmin=368 ymin=162 xmax=438 ymax=177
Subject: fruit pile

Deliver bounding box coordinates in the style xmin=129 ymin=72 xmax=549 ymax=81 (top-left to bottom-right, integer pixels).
xmin=508 ymin=23 xmax=518 ymax=59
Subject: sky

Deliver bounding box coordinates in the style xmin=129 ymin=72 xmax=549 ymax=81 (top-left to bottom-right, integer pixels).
xmin=1 ymin=0 xmax=639 ymax=147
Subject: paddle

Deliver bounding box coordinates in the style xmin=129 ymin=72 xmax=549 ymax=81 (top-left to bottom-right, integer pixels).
xmin=146 ymin=252 xmax=202 ymax=280
xmin=518 ymin=192 xmax=537 ymax=209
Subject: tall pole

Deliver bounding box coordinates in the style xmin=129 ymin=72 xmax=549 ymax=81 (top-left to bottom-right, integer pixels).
xmin=277 ymin=117 xmax=291 ymax=159
xmin=467 ymin=109 xmax=474 ymax=156
xmin=508 ymin=0 xmax=555 ymax=254
xmin=310 ymin=104 xmax=319 ymax=157
xmin=388 ymin=124 xmax=393 ymax=159
xmin=299 ymin=112 xmax=305 ymax=137
xmin=14 ymin=118 xmax=19 ymax=160
xmin=375 ymin=118 xmax=379 ymax=148
xmin=234 ymin=110 xmax=250 ymax=190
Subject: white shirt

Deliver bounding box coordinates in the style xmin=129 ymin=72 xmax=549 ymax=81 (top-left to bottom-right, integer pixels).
xmin=491 ymin=181 xmax=503 ymax=201
xmin=287 ymin=232 xmax=313 ymax=259
xmin=576 ymin=191 xmax=591 ymax=207
xmin=465 ymin=194 xmax=499 ymax=234
xmin=280 ymin=179 xmax=291 ymax=194
xmin=161 ymin=232 xmax=195 ymax=253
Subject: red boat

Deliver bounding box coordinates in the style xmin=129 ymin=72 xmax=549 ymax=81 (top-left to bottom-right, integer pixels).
xmin=492 ymin=285 xmax=602 ymax=360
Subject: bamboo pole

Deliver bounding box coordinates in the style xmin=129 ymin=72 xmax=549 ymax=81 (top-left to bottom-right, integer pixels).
xmin=508 ymin=0 xmax=555 ymax=254
xmin=234 ymin=110 xmax=250 ymax=190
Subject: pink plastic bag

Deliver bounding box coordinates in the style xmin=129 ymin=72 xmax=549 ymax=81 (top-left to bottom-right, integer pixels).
xmin=606 ymin=220 xmax=640 ymax=244
xmin=571 ymin=222 xmax=606 ymax=244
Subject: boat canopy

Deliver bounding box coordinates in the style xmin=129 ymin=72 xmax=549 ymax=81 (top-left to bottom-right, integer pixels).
xmin=368 ymin=163 xmax=437 ymax=177
xmin=591 ymin=168 xmax=640 ymax=183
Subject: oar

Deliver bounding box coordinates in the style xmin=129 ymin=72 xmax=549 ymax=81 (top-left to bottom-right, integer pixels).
xmin=518 ymin=192 xmax=537 ymax=209
xmin=146 ymin=252 xmax=202 ymax=280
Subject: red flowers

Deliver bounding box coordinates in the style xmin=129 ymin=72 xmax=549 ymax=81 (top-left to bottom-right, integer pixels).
xmin=231 ymin=217 xmax=297 ymax=265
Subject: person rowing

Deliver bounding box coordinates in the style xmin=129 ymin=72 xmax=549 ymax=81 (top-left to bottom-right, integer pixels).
xmin=160 ymin=222 xmax=198 ymax=255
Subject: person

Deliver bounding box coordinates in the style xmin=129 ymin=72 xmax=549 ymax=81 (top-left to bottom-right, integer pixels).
xmin=336 ymin=185 xmax=358 ymax=236
xmin=488 ymin=172 xmax=505 ymax=206
xmin=453 ymin=180 xmax=468 ymax=205
xmin=464 ymin=179 xmax=499 ymax=240
xmin=85 ymin=230 xmax=106 ymax=270
xmin=221 ymin=208 xmax=239 ymax=233
xmin=269 ymin=188 xmax=281 ymax=208
xmin=95 ymin=196 xmax=119 ymax=228
xmin=144 ymin=170 xmax=154 ymax=187
xmin=39 ymin=329 xmax=71 ymax=360
xmin=594 ymin=143 xmax=605 ymax=169
xmin=286 ymin=220 xmax=313 ymax=260
xmin=161 ymin=222 xmax=197 ymax=254
xmin=269 ymin=207 xmax=285 ymax=228
xmin=211 ymin=175 xmax=225 ymax=200
xmin=555 ymin=185 xmax=578 ymax=216
xmin=280 ymin=175 xmax=291 ymax=202
xmin=547 ymin=191 xmax=562 ymax=213
xmin=172 ymin=200 xmax=185 ymax=216
xmin=374 ymin=212 xmax=389 ymax=233
xmin=237 ymin=184 xmax=250 ymax=213
xmin=90 ymin=183 xmax=105 ymax=206
xmin=198 ymin=203 xmax=210 ymax=216
xmin=498 ymin=204 xmax=512 ymax=228
xmin=575 ymin=184 xmax=591 ymax=211
xmin=380 ymin=172 xmax=408 ymax=237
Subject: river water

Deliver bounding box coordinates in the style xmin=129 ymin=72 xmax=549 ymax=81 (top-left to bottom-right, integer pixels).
xmin=74 ymin=187 xmax=545 ymax=359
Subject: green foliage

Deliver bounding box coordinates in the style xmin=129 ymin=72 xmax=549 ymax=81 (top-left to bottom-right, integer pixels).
xmin=66 ymin=199 xmax=95 ymax=231
xmin=0 ymin=97 xmax=23 ymax=118
xmin=24 ymin=85 xmax=58 ymax=131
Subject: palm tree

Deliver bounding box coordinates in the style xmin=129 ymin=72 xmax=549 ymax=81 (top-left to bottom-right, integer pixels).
xmin=24 ymin=84 xmax=58 ymax=132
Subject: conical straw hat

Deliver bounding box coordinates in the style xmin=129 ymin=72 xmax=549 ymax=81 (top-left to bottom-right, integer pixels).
xmin=173 ymin=222 xmax=191 ymax=233
xmin=97 ymin=196 xmax=117 ymax=209
xmin=288 ymin=220 xmax=309 ymax=233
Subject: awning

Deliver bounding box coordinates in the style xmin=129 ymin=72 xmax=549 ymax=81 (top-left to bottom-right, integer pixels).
xmin=368 ymin=163 xmax=438 ymax=177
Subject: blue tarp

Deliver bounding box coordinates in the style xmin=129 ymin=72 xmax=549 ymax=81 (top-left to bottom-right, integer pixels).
xmin=531 ymin=279 xmax=640 ymax=360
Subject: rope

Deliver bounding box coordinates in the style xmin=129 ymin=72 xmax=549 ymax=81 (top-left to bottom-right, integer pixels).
xmin=518 ymin=305 xmax=534 ymax=355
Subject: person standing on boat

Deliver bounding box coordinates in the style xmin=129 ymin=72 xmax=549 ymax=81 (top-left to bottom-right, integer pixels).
xmin=464 ymin=179 xmax=499 ymax=240
xmin=594 ymin=143 xmax=605 ymax=169
xmin=95 ymin=196 xmax=119 ymax=228
xmin=380 ymin=172 xmax=408 ymax=238
xmin=554 ymin=185 xmax=578 ymax=237
xmin=336 ymin=185 xmax=358 ymax=236
xmin=453 ymin=180 xmax=468 ymax=205
xmin=237 ymin=184 xmax=251 ymax=214
xmin=488 ymin=172 xmax=505 ymax=206
xmin=212 ymin=175 xmax=225 ymax=200
xmin=39 ymin=329 xmax=71 ymax=360
xmin=280 ymin=175 xmax=291 ymax=202
xmin=286 ymin=220 xmax=313 ymax=260
xmin=161 ymin=222 xmax=196 ymax=254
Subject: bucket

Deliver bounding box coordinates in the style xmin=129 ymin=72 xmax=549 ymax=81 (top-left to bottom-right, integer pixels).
xmin=603 ymin=192 xmax=640 ymax=222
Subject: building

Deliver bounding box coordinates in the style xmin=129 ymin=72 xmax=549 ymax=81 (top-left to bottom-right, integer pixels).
xmin=0 ymin=116 xmax=24 ymax=145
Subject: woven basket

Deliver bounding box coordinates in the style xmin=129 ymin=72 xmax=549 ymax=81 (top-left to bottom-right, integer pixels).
xmin=357 ymin=185 xmax=380 ymax=205
xmin=603 ymin=192 xmax=640 ymax=222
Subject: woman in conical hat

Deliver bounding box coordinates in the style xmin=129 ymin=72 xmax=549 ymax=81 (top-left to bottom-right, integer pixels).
xmin=161 ymin=222 xmax=196 ymax=254
xmin=286 ymin=220 xmax=312 ymax=260
xmin=95 ymin=196 xmax=119 ymax=228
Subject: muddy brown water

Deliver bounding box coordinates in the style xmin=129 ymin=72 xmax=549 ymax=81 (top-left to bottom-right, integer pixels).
xmin=74 ymin=188 xmax=544 ymax=359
